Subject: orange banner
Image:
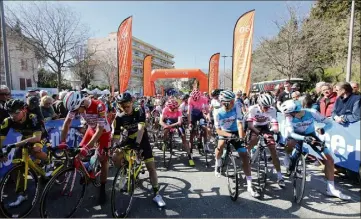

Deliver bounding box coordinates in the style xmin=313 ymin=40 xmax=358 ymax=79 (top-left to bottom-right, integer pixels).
xmin=208 ymin=53 xmax=220 ymax=94
xmin=117 ymin=16 xmax=133 ymax=93
xmin=143 ymin=55 xmax=152 ymax=96
xmin=232 ymin=10 xmax=255 ymax=95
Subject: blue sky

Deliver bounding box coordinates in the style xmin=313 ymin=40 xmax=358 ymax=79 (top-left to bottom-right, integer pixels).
xmin=8 ymin=1 xmax=314 ymax=70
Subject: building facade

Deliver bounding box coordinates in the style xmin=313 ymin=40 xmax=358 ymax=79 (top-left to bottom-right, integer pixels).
xmin=87 ymin=33 xmax=175 ymax=94
xmin=0 ymin=26 xmax=40 ymax=90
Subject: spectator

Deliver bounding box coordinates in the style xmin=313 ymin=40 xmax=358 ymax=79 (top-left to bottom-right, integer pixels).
xmin=291 ymin=91 xmax=301 ymax=100
xmin=276 ymin=80 xmax=292 ymax=110
xmin=315 ymin=81 xmax=326 ymax=96
xmin=291 ymin=83 xmax=301 ymax=92
xmin=40 ymin=96 xmax=58 ymax=121
xmin=319 ymin=83 xmax=337 ymax=118
xmin=332 ymin=82 xmax=361 ymax=124
xmin=300 ymin=94 xmax=314 ymax=109
xmin=39 ymin=90 xmax=48 ymax=98
xmin=0 ymin=85 xmax=11 ymax=123
xmin=52 ymin=94 xmax=59 ymax=100
xmin=350 ymin=82 xmax=360 ymax=95
xmin=26 ymin=90 xmax=44 ymax=122
xmin=53 ymin=91 xmax=68 ymax=118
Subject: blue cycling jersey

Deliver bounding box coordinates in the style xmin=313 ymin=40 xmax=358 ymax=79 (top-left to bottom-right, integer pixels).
xmin=214 ymin=104 xmax=243 ymax=132
xmin=285 ymin=109 xmax=332 ymax=141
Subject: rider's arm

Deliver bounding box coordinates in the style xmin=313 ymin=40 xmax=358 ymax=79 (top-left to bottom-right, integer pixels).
xmin=159 ymin=114 xmax=167 ymax=128
xmin=135 ymin=108 xmax=146 ymax=144
xmin=284 ymin=116 xmax=305 ymax=141
xmin=310 ymin=109 xmax=333 ymax=132
xmin=214 ymin=111 xmax=232 ymax=137
xmin=61 ymin=112 xmax=74 ymax=143
xmin=111 ymin=117 xmax=121 ymax=144
xmin=187 ymin=99 xmax=192 ymax=125
xmin=269 ymin=108 xmax=279 ymax=133
xmin=236 ymin=103 xmax=245 ymax=138
xmin=246 ymin=109 xmax=260 ymax=134
xmin=16 ymin=114 xmax=43 ymax=148
xmin=0 ymin=118 xmax=12 ymax=149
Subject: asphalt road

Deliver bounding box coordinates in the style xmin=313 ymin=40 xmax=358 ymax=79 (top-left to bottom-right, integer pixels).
xmin=13 ymin=137 xmax=361 ymax=218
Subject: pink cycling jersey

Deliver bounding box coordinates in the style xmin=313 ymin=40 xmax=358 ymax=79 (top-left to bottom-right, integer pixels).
xmin=161 ymin=107 xmax=182 ymax=120
xmin=188 ymin=96 xmax=208 ymax=115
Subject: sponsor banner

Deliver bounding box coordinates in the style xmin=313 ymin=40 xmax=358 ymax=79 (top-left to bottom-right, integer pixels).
xmin=117 ymin=16 xmax=133 ymax=93
xmin=143 ymin=55 xmax=152 ymax=97
xmin=278 ymin=114 xmax=360 ymax=173
xmin=0 ymin=119 xmax=82 ymax=177
xmin=208 ymin=53 xmax=220 ymax=94
xmin=232 ymin=10 xmax=255 ymax=94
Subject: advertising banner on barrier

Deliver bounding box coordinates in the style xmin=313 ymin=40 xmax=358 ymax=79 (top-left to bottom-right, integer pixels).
xmin=277 ymin=114 xmax=360 ymax=173
xmin=0 ymin=119 xmax=83 ymax=178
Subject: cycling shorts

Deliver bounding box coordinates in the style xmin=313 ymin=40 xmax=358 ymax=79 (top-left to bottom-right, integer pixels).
xmin=123 ymin=130 xmax=154 ymax=163
xmin=190 ymin=113 xmax=207 ymax=126
xmin=218 ymin=132 xmax=246 ymax=153
xmin=286 ymin=132 xmax=330 ymax=155
xmin=246 ymin=125 xmax=276 ymax=147
xmin=163 ymin=119 xmax=185 ymax=136
xmin=79 ymin=127 xmax=111 ymax=155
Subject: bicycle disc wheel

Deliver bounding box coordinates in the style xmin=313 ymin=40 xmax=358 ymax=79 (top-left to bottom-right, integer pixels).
xmin=257 ymin=149 xmax=267 ymax=193
xmin=293 ymin=154 xmax=306 ymax=204
xmin=0 ymin=164 xmax=39 ymax=218
xmin=39 ymin=167 xmax=86 ymax=218
xmin=226 ymin=154 xmax=239 ymax=201
xmin=111 ymin=166 xmax=135 ymax=218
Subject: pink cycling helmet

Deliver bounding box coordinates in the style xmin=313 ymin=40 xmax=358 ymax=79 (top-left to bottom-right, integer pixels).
xmin=190 ymin=89 xmax=201 ymax=101
xmin=165 ymin=99 xmax=179 ymax=110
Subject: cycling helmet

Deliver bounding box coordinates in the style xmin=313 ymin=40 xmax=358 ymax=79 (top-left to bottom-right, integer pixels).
xmin=116 ymin=92 xmax=132 ymax=104
xmin=63 ymin=91 xmax=85 ymax=112
xmin=219 ymin=90 xmax=235 ymax=102
xmin=190 ymin=89 xmax=201 ymax=101
xmin=236 ymin=90 xmax=242 ymax=95
xmin=182 ymin=94 xmax=190 ymax=101
xmin=211 ymin=89 xmax=221 ymax=97
xmin=280 ymin=100 xmax=302 ymax=114
xmin=98 ymin=95 xmax=107 ymax=104
xmin=257 ymin=93 xmax=274 ymax=107
xmin=165 ymin=99 xmax=179 ymax=110
xmin=4 ymin=99 xmax=26 ymax=113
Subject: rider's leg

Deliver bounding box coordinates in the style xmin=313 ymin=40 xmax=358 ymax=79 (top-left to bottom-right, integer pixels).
xmin=263 ymin=133 xmax=284 ymax=186
xmin=202 ymin=125 xmax=210 ymax=152
xmin=214 ymin=139 xmax=226 ymax=177
xmin=237 ymin=146 xmax=259 ymax=197
xmin=247 ymin=133 xmax=259 ymax=151
xmin=98 ymin=136 xmax=111 ymax=205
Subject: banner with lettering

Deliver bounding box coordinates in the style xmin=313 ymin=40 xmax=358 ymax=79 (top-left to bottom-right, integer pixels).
xmin=277 ymin=114 xmax=360 ymax=173
xmin=208 ymin=53 xmax=220 ymax=94
xmin=232 ymin=10 xmax=255 ymax=94
xmin=143 ymin=55 xmax=152 ymax=97
xmin=117 ymin=16 xmax=133 ymax=93
xmin=0 ymin=119 xmax=82 ymax=178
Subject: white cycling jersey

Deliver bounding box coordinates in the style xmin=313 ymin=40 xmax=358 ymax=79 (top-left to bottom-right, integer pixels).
xmin=246 ymin=104 xmax=277 ymax=127
xmin=179 ymin=102 xmax=188 ymax=117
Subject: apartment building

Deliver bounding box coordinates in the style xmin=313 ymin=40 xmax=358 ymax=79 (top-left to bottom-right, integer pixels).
xmin=87 ymin=32 xmax=175 ymax=94
xmin=0 ymin=25 xmax=40 ymax=90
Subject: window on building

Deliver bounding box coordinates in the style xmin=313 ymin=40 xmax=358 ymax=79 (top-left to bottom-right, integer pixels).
xmin=26 ymin=78 xmax=32 ymax=87
xmin=21 ymin=59 xmax=28 ymax=71
xmin=19 ymin=78 xmax=26 ymax=90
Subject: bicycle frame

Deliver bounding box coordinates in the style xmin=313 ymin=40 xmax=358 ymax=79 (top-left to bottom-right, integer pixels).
xmin=123 ymin=149 xmax=143 ymax=192
xmin=12 ymin=147 xmax=65 ymax=192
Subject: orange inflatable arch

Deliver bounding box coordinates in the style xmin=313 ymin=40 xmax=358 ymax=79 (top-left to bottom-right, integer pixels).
xmin=150 ymin=69 xmax=208 ymax=96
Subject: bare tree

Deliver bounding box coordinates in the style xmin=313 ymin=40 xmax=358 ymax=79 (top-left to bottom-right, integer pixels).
xmin=69 ymin=44 xmax=97 ymax=89
xmin=96 ymin=50 xmax=118 ymax=89
xmin=5 ymin=2 xmax=89 ymax=91
xmin=257 ymin=5 xmax=309 ymax=79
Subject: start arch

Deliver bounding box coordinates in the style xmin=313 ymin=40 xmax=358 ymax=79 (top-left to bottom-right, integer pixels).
xmin=150 ymin=68 xmax=208 ymax=96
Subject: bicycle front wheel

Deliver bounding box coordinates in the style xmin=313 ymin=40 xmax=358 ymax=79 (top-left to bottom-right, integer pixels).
xmin=292 ymin=154 xmax=306 ymax=204
xmin=111 ymin=166 xmax=135 ymax=218
xmin=0 ymin=164 xmax=39 ymax=218
xmin=39 ymin=167 xmax=86 ymax=218
xmin=257 ymin=148 xmax=267 ymax=193
xmin=225 ymin=154 xmax=239 ymax=201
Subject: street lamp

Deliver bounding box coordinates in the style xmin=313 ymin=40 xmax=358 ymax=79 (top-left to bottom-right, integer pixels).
xmin=221 ymin=55 xmax=232 ymax=89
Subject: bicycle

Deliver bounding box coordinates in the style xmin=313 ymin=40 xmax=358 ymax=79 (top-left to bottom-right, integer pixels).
xmin=110 ymin=143 xmax=146 ymax=218
xmin=0 ymin=142 xmax=68 ymax=218
xmin=218 ymin=136 xmax=245 ymax=201
xmin=289 ymin=139 xmax=324 ymax=204
xmin=249 ymin=134 xmax=269 ymax=195
xmin=39 ymin=145 xmax=104 ymax=218
xmin=162 ymin=125 xmax=184 ymax=169
xmin=191 ymin=120 xmax=209 ymax=167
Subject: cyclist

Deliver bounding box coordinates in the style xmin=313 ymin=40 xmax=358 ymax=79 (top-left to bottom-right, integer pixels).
xmin=111 ymin=92 xmax=166 ymax=207
xmin=208 ymin=89 xmax=222 ymax=140
xmin=280 ymin=100 xmax=351 ymax=200
xmin=60 ymin=91 xmax=111 ymax=205
xmin=188 ymin=89 xmax=210 ymax=153
xmin=246 ymin=93 xmax=285 ymax=188
xmin=0 ymin=99 xmax=52 ymax=207
xmin=214 ymin=90 xmax=259 ymax=197
xmin=159 ymin=99 xmax=194 ymax=166
xmin=179 ymin=94 xmax=189 ymax=126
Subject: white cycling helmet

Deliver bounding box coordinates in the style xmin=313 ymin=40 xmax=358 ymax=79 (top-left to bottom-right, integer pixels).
xmin=219 ymin=90 xmax=235 ymax=102
xmin=280 ymin=99 xmax=302 ymax=114
xmin=63 ymin=91 xmax=85 ymax=111
xmin=258 ymin=93 xmax=274 ymax=107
